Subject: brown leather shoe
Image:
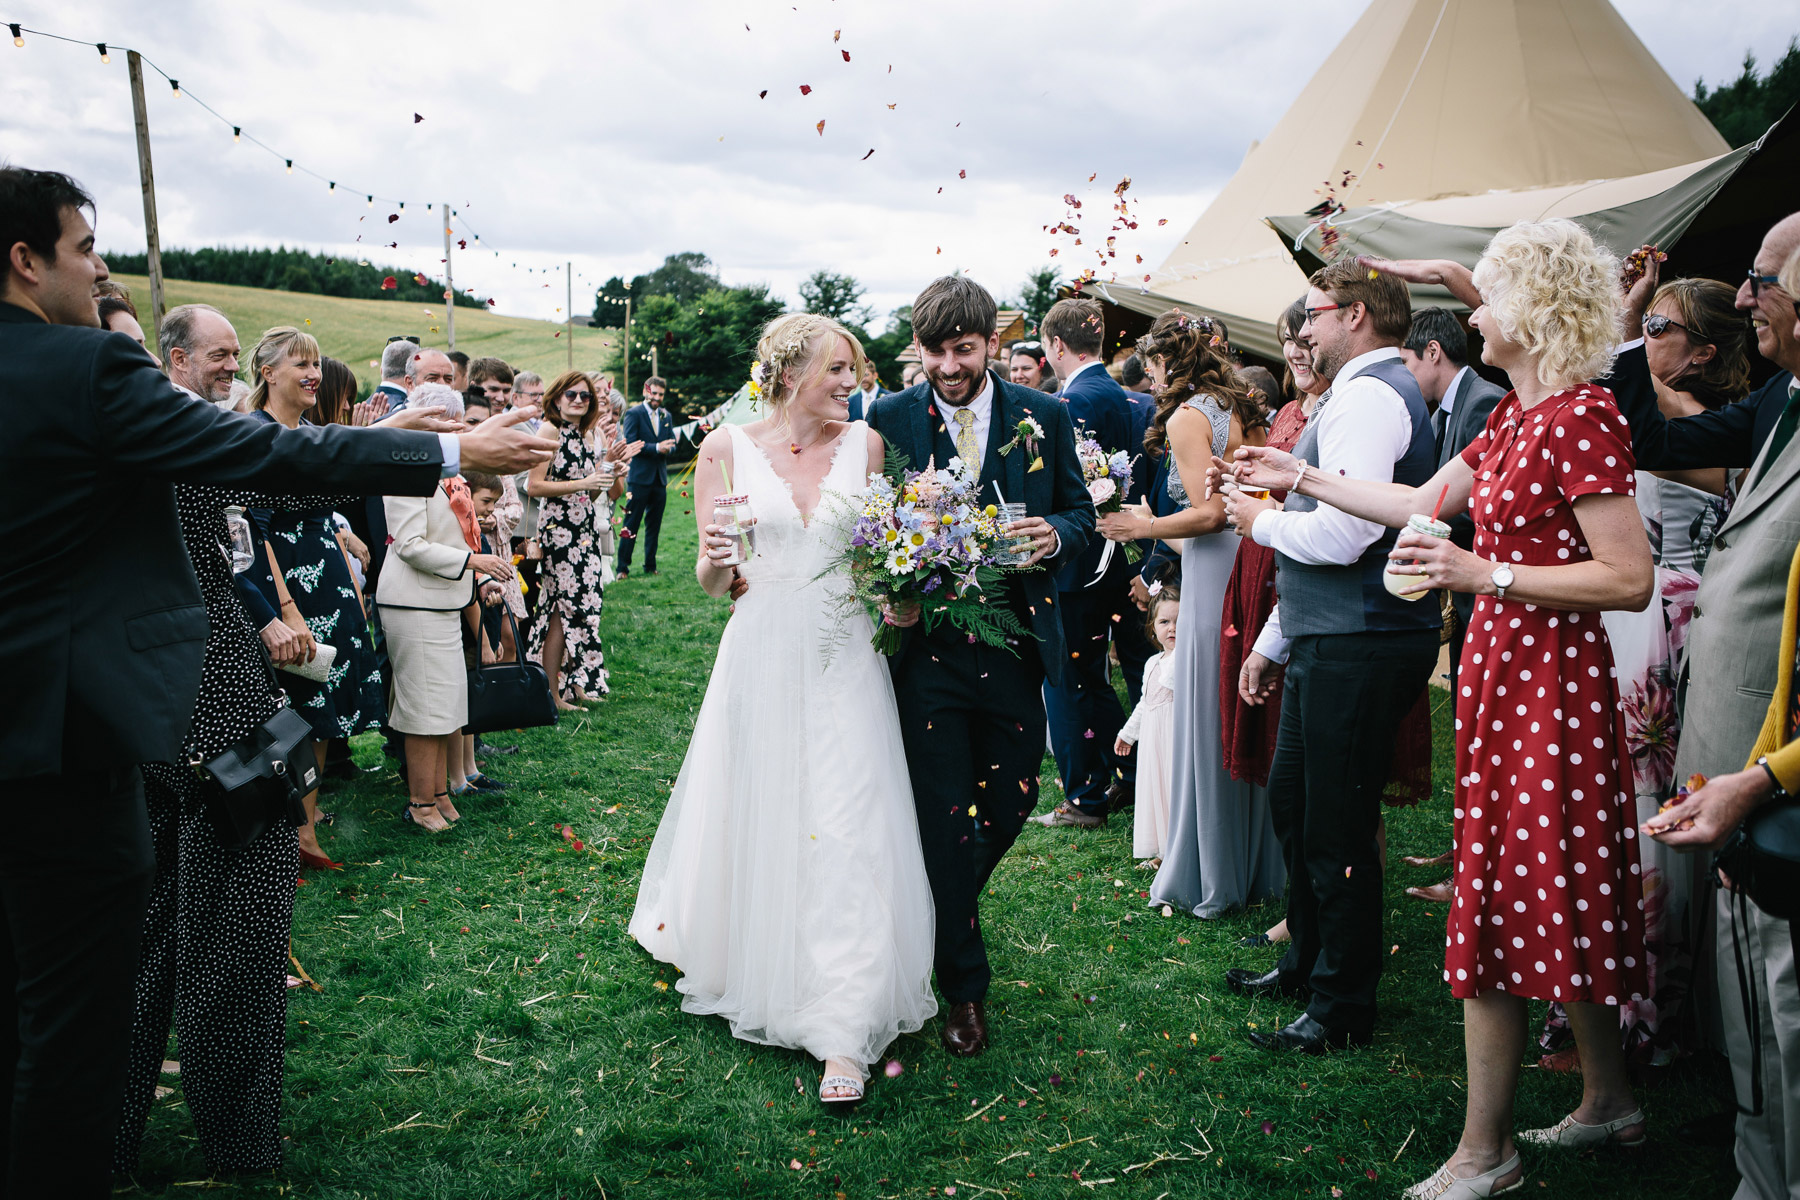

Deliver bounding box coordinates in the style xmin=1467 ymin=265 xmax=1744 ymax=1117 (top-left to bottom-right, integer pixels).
xmin=941 ymin=1001 xmax=988 ymax=1057
xmin=1405 ymin=878 xmax=1454 ymax=903
xmin=1402 ymin=850 xmax=1454 ymax=868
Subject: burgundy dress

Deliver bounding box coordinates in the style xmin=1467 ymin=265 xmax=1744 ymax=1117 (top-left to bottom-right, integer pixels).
xmin=1218 ymin=399 xmax=1433 ymax=802
xmin=1445 ymin=384 xmax=1646 ymax=1005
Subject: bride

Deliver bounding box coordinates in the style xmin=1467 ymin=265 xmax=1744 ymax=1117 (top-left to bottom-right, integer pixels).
xmin=628 ymin=313 xmax=937 ymax=1104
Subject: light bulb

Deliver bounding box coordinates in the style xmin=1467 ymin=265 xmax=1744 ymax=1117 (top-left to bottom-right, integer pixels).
xmin=9 ymin=25 xmax=23 ymax=48
xmin=329 ymin=181 xmax=336 ymax=193
xmin=367 ymin=195 xmax=373 ymax=206
xmin=169 ymin=79 xmax=180 ymax=97
xmin=96 ymin=43 xmax=109 ymax=63
xmin=285 ymin=160 xmax=293 ymax=174
xmin=232 ymin=126 xmax=241 ymax=143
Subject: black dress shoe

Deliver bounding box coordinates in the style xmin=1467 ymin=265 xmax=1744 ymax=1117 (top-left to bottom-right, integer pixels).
xmin=1225 ymin=967 xmax=1310 ymax=1000
xmin=941 ymin=1001 xmax=988 ymax=1057
xmin=1247 ymin=1012 xmax=1371 ymax=1054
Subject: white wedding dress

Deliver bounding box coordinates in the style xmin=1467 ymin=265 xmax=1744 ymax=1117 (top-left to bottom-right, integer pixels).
xmin=628 ymin=423 xmax=937 ymax=1077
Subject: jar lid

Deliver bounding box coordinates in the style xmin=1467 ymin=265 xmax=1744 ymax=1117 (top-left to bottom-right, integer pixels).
xmin=714 ymin=493 xmax=750 ymax=506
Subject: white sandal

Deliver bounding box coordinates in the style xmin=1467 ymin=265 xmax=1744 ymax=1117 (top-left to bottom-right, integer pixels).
xmin=1403 ymin=1152 xmax=1523 ymax=1199
xmin=1518 ymin=1108 xmax=1646 ymax=1148
xmin=819 ymin=1074 xmax=864 ymax=1105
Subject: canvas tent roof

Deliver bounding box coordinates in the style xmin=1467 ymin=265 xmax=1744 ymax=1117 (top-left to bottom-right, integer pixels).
xmin=1098 ymin=0 xmax=1729 ymax=361
xmin=1264 ymin=105 xmax=1798 ymax=318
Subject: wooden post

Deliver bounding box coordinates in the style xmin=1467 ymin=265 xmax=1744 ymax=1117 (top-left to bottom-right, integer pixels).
xmin=623 ymin=297 xmax=631 ymax=400
xmin=442 ymin=202 xmax=455 ymax=350
xmin=126 ymin=51 xmax=166 ymax=332
xmin=566 ymin=260 xmax=573 ymax=370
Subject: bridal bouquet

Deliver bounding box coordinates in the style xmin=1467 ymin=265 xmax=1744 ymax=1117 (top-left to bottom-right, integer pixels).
xmin=1076 ymin=430 xmax=1142 ymax=562
xmin=828 ymin=449 xmax=1033 ymax=656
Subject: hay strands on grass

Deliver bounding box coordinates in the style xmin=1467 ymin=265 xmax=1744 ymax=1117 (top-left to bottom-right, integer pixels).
xmin=288 ymin=939 xmax=322 ymax=993
xmin=473 ymin=1033 xmax=514 ymax=1067
xmin=1046 ymin=1134 xmax=1096 ymax=1154
xmin=953 ymin=1181 xmax=1012 ymax=1198
xmin=1121 ymin=1150 xmax=1187 ymax=1174
xmin=380 ymin=1110 xmax=449 ymax=1134
xmin=963 ymin=1092 xmax=1005 ymax=1121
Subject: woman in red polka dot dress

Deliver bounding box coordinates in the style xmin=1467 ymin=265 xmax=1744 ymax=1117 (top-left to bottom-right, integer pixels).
xmin=1220 ymin=219 xmax=1656 ymax=1199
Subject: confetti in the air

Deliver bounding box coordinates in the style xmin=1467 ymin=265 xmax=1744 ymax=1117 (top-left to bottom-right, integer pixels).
xmin=799 ymin=84 xmax=812 ymax=95
xmin=816 ymin=119 xmax=826 ymax=135
xmin=862 ymin=148 xmax=875 ymax=160
xmin=413 ymin=112 xmax=424 ymax=123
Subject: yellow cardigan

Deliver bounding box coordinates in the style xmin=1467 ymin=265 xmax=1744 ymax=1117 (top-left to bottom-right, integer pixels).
xmin=1747 ymin=541 xmax=1800 ymax=790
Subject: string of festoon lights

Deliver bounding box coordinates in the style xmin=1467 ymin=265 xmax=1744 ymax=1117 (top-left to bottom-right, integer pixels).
xmin=5 ymin=18 xmax=623 ymax=316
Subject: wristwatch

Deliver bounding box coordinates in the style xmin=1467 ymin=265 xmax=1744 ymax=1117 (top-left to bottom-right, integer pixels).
xmin=1491 ymin=564 xmax=1515 ymax=599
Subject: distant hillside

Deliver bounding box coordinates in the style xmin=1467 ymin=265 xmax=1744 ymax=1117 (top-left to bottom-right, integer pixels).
xmin=108 ymin=273 xmax=619 ymax=392
xmin=106 ymin=246 xmax=491 ymax=309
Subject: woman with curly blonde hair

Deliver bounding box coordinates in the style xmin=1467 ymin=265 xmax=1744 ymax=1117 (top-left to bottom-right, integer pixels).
xmin=630 ymin=311 xmax=937 ymax=1108
xmin=1226 ymin=219 xmax=1657 ymax=1197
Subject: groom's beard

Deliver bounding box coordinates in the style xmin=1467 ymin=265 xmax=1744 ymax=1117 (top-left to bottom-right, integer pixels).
xmin=928 ymin=367 xmax=986 ymax=408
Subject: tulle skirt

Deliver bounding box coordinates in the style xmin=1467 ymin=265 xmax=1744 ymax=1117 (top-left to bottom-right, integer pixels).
xmin=629 ymin=576 xmax=938 ymax=1077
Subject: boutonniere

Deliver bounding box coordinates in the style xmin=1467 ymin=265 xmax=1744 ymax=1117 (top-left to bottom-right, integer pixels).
xmin=998 ymin=415 xmax=1046 ymax=472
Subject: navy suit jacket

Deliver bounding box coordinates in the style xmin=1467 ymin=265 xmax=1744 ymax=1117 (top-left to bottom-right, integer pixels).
xmin=1054 ymin=364 xmax=1135 ymax=591
xmin=624 ymin=402 xmax=676 ymax=487
xmin=865 ymin=373 xmax=1095 ymax=685
xmin=1604 ymin=342 xmax=1794 ymax=470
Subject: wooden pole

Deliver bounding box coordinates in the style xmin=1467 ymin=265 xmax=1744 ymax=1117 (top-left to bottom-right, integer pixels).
xmin=651 ymin=346 xmax=659 ymax=379
xmin=623 ymin=297 xmax=631 ymax=401
xmin=566 ymin=260 xmax=573 ymax=370
xmin=442 ymin=202 xmax=455 ymax=350
xmin=126 ymin=51 xmax=166 ymax=332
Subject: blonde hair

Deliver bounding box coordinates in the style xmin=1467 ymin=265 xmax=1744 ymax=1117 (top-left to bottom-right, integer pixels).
xmin=1471 ymin=219 xmax=1621 ymax=389
xmin=246 ymin=326 xmax=322 ymax=411
xmin=752 ymin=313 xmax=866 ymax=410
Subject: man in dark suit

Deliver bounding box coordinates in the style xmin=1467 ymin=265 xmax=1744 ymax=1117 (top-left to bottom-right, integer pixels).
xmin=1035 ymin=297 xmax=1134 ymax=827
xmin=618 ymin=375 xmax=677 ymax=576
xmin=0 ymin=167 xmax=555 ymax=1199
xmin=846 ymin=359 xmax=889 ymax=422
xmin=867 ymin=275 xmax=1093 ymax=1058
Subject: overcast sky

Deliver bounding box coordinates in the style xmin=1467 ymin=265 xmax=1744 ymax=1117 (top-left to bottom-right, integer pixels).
xmin=2 ymin=0 xmax=1792 ymax=325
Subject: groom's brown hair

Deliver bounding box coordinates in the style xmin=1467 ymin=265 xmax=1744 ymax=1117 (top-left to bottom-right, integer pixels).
xmin=912 ymin=275 xmax=997 ymax=349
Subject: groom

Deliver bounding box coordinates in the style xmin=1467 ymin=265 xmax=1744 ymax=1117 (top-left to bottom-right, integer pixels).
xmin=867 ymin=275 xmax=1094 ymax=1057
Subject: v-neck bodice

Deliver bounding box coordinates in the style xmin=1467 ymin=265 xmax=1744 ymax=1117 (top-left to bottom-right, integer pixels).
xmin=726 ymin=423 xmax=867 ymax=584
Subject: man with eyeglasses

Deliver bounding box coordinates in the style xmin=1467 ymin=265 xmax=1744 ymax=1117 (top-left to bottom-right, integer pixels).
xmin=1603 ymin=212 xmax=1800 ymax=1199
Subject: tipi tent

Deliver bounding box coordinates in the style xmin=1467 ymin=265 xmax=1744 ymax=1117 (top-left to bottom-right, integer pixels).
xmin=1090 ymin=0 xmax=1729 ymax=361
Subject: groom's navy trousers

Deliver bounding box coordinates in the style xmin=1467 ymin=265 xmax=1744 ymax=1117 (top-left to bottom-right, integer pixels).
xmin=889 ymin=610 xmax=1046 ymax=1006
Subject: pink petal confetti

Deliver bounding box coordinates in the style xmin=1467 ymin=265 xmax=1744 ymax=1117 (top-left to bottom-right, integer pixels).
xmin=1261 ymin=1120 xmax=1274 ymax=1135
xmin=799 ymin=84 xmax=812 ymax=95
xmin=884 ymin=1059 xmax=903 ymax=1078
xmin=387 ymin=213 xmax=400 ymax=223
xmin=759 ymin=89 xmax=768 ymax=99
xmin=841 ymin=49 xmax=851 ymax=62
xmin=959 ymin=168 xmax=966 ymax=178
xmin=816 ymin=119 xmax=826 ymax=136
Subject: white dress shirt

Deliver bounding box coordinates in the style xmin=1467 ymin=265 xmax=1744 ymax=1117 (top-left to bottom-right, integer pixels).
xmin=1441 ymin=365 xmax=1471 ymax=417
xmin=1250 ymin=346 xmax=1416 ymax=664
xmin=933 ymin=371 xmax=995 ymax=473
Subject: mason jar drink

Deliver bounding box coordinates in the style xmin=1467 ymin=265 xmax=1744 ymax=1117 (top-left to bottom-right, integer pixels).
xmin=1384 ymin=513 xmax=1453 ymax=601
xmin=994 ymin=501 xmax=1033 ymax=566
xmin=713 ymin=494 xmax=755 ymax=566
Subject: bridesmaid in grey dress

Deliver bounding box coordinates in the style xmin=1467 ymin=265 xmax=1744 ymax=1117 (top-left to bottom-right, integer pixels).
xmin=1099 ymin=311 xmax=1284 ymax=917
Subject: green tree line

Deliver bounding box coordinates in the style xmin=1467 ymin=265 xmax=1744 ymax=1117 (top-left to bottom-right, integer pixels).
xmin=103 ymin=246 xmax=490 ymax=309
xmin=1695 ymin=37 xmax=1800 ymax=147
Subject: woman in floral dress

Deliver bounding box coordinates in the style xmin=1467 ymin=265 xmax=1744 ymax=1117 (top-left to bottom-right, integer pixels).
xmin=525 ymin=371 xmax=629 ymax=709
xmin=1226 ymin=221 xmax=1657 ymax=1197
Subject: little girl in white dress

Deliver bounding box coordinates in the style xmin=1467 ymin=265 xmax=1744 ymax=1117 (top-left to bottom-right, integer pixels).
xmin=1116 ymin=585 xmax=1180 ymax=863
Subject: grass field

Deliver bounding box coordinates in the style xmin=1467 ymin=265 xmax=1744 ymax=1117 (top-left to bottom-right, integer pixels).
xmin=107 ymin=272 xmax=618 ymax=388
xmin=125 ymin=512 xmax=1741 ymax=1198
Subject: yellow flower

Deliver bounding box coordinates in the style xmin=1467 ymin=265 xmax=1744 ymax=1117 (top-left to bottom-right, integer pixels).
xmin=983 ymin=504 xmax=997 ymax=518
xmin=882 ymin=527 xmax=901 ymax=544
xmin=909 ymin=532 xmax=926 ymax=547
xmin=940 ymin=514 xmax=954 ymax=525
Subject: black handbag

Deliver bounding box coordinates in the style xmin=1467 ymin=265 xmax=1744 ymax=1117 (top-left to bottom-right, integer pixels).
xmin=465 ymin=610 xmax=557 ymax=735
xmin=191 ymin=694 xmax=318 ymax=849
xmin=1714 ymin=799 xmax=1800 ymax=920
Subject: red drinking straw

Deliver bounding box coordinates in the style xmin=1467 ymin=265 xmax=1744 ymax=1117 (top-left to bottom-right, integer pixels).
xmin=1429 ymin=483 xmax=1449 ymax=523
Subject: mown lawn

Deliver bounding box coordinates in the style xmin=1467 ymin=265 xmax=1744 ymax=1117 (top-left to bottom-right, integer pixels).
xmin=125 ymin=511 xmax=1740 ymax=1198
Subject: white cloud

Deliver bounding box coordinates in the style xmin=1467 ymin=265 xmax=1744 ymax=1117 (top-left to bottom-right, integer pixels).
xmin=3 ymin=0 xmax=1789 ymax=324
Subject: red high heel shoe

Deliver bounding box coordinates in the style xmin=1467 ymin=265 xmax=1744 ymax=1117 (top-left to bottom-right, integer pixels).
xmin=298 ymin=848 xmax=344 ymax=872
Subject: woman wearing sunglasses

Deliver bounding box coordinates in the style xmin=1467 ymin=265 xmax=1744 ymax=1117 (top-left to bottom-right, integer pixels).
xmin=525 ymin=372 xmax=634 ymax=710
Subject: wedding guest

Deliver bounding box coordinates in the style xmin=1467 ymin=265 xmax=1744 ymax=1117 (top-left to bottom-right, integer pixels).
xmin=1234 ymin=220 xmax=1654 ymax=1194
xmin=513 ymin=370 xmax=545 ymax=417
xmin=1094 ymin=309 xmax=1275 ymax=917
xmin=527 ymin=371 xmax=628 ymax=708
xmin=1539 ymin=275 xmax=1746 ymax=1069
xmin=469 ymin=356 xmax=514 ymax=409
xmin=1216 ymin=260 xmax=1439 ymax=1057
xmin=443 ymin=468 xmax=508 ymax=797
xmin=1008 ymin=341 xmax=1055 ymax=392
xmin=1616 ymin=216 xmax=1800 ymax=1200
xmin=97 ymin=289 xmax=157 ymax=365
xmin=375 ymin=337 xmax=416 ymax=413
xmin=406 ymin=346 xmax=456 ymax=392
xmin=901 ymin=361 xmax=925 ymax=390
xmin=448 ymin=348 xmax=470 ymax=392
xmin=1114 ymin=583 xmax=1180 ymax=865
xmin=511 ymin=369 xmax=548 ymax=610
xmin=1037 ymin=297 xmax=1136 ymax=827
xmin=848 ymin=358 xmax=889 ymax=421
xmin=0 ymin=164 xmax=549 ymax=1197
xmin=1238 ymin=365 xmax=1281 ymax=419
xmin=241 ymin=327 xmax=387 ymax=871
xmin=463 ymin=395 xmax=493 ymax=425
xmin=378 ymin=382 xmax=516 ymax=832
xmin=618 ymin=375 xmax=676 ymax=577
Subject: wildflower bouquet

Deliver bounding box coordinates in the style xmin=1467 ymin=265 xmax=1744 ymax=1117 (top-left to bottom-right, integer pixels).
xmin=829 ymin=448 xmax=1034 ymax=656
xmin=1075 ymin=430 xmax=1142 ymax=562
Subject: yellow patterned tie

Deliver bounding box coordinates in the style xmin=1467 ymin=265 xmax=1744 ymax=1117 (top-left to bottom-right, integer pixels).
xmin=953 ymin=407 xmax=979 ymax=471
